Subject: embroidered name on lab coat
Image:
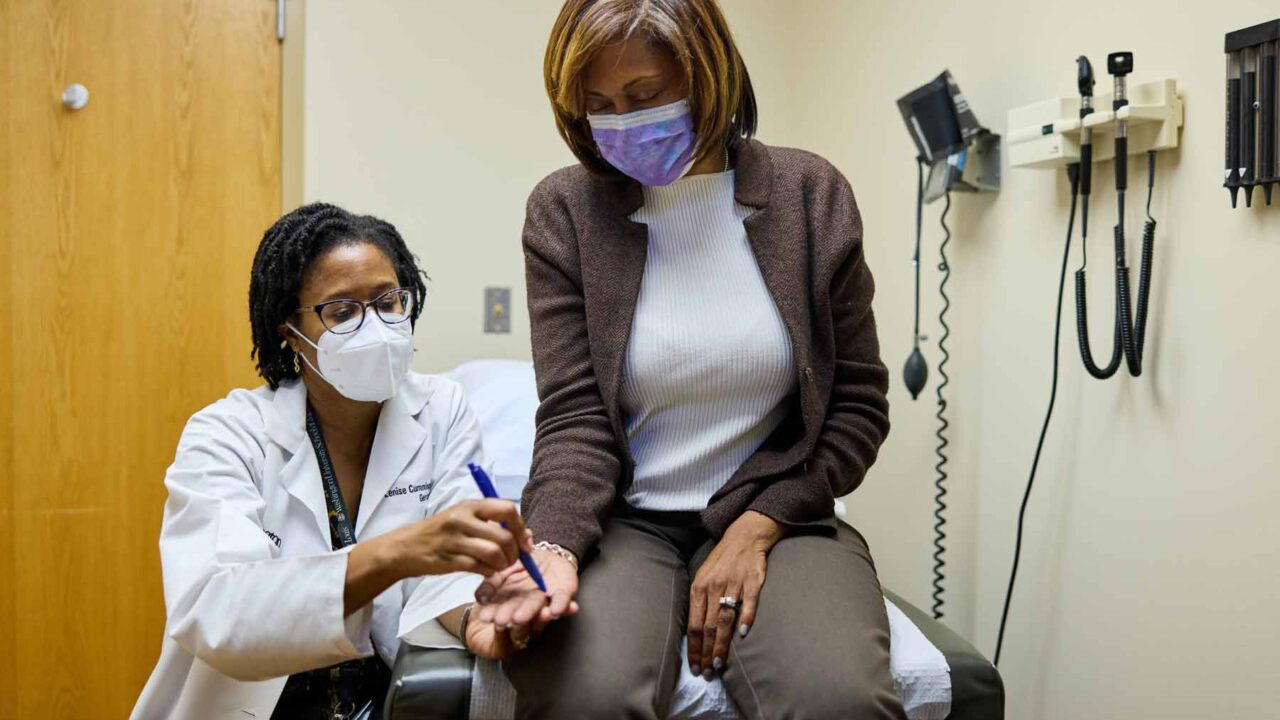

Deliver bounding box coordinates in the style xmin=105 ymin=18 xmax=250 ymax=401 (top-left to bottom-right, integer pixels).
xmin=384 ymin=482 xmax=434 ymax=502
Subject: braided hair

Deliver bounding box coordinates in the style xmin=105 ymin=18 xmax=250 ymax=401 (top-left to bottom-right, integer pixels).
xmin=249 ymin=203 xmax=428 ymax=389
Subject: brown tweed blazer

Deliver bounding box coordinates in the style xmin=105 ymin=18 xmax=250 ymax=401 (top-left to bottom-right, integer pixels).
xmin=519 ymin=138 xmax=890 ymax=560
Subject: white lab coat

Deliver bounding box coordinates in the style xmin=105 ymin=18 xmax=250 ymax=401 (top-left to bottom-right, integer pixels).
xmin=131 ymin=372 xmax=485 ymax=719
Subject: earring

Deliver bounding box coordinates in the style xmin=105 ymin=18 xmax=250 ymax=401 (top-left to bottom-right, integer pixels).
xmin=293 ymin=353 xmax=301 ymax=373
xmin=280 ymin=340 xmax=288 ymax=350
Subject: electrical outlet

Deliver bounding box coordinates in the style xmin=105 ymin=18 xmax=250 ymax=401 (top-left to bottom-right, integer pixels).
xmin=484 ymin=287 xmax=511 ymax=334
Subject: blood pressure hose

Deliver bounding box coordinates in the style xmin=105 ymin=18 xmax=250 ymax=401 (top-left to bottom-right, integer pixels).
xmin=899 ymin=159 xmax=950 ymax=620
xmin=903 ymin=160 xmax=929 ymax=399
xmin=932 ymin=192 xmax=952 ymax=620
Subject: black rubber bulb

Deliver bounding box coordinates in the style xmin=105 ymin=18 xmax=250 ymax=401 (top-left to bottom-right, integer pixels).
xmin=903 ymin=347 xmax=928 ymax=400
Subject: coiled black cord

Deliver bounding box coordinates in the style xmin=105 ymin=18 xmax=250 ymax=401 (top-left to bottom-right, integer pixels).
xmin=1076 ymin=152 xmax=1158 ymax=379
xmin=1135 ymin=193 xmax=1156 ymax=361
xmin=1074 ymin=191 xmax=1124 ymax=379
xmin=994 ymin=164 xmax=1080 ymax=666
xmin=931 ymin=192 xmax=952 ymax=620
xmin=1124 ymin=152 xmax=1158 ymax=375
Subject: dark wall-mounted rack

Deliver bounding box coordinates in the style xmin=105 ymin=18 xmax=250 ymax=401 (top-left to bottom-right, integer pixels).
xmin=1225 ymin=19 xmax=1280 ymax=207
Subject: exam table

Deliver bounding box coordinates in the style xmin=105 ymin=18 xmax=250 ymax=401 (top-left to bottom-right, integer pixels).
xmin=385 ymin=361 xmax=1004 ymax=720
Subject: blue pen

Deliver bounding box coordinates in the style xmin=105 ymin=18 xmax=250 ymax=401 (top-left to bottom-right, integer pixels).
xmin=467 ymin=462 xmax=548 ymax=592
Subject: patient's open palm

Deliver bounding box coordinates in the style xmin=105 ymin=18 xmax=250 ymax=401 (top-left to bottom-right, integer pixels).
xmin=465 ymin=614 xmax=521 ymax=660
xmin=474 ymin=549 xmax=579 ymax=637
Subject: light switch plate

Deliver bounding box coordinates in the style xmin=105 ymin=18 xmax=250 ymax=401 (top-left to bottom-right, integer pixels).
xmin=484 ymin=287 xmax=511 ymax=334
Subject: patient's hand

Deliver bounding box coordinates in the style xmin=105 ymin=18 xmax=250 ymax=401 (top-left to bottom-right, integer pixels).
xmin=465 ymin=611 xmax=523 ymax=660
xmin=688 ymin=511 xmax=783 ymax=679
xmin=473 ymin=548 xmax=580 ymax=644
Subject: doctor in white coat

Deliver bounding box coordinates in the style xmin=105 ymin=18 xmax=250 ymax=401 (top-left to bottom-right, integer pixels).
xmin=133 ymin=204 xmax=555 ymax=719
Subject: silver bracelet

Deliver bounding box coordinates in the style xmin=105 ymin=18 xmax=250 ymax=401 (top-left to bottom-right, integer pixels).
xmin=533 ymin=541 xmax=579 ymax=569
xmin=459 ymin=604 xmax=473 ymax=643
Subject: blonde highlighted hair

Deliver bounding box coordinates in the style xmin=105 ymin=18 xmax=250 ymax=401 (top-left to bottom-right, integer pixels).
xmin=544 ymin=0 xmax=758 ymax=175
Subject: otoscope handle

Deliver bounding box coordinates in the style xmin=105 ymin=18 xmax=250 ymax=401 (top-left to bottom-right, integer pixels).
xmin=1243 ymin=70 xmax=1257 ymax=179
xmin=1262 ymin=55 xmax=1277 ymax=180
xmin=1227 ymin=75 xmax=1242 ymax=205
xmin=1115 ymin=136 xmax=1128 ymax=191
xmin=1107 ymin=51 xmax=1132 ymax=193
xmin=1080 ymin=143 xmax=1093 ymax=196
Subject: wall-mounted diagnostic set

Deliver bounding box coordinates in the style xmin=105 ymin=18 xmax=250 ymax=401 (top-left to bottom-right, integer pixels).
xmin=1008 ymin=55 xmax=1183 ymax=382
xmin=1225 ymin=18 xmax=1280 ymax=207
xmin=999 ymin=51 xmax=1183 ymax=666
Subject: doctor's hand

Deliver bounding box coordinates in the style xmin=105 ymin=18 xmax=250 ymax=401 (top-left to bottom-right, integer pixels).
xmin=387 ymin=499 xmax=534 ymax=579
xmin=473 ymin=548 xmax=580 ymax=639
xmin=687 ymin=511 xmax=783 ymax=679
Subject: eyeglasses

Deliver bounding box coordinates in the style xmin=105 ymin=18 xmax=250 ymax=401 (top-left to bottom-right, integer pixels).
xmin=295 ymin=287 xmax=416 ymax=334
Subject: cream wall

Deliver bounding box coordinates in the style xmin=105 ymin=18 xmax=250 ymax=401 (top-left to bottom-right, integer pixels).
xmin=782 ymin=2 xmax=1280 ymax=719
xmin=295 ymin=2 xmax=1280 ymax=718
xmin=299 ymin=0 xmax=568 ymax=372
xmin=297 ymin=0 xmax=803 ymax=373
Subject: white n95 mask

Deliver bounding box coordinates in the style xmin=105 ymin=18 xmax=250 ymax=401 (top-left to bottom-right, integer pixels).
xmin=287 ymin=312 xmax=414 ymax=402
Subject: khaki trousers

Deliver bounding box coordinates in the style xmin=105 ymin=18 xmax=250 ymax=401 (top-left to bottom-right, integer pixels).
xmin=504 ymin=507 xmax=907 ymax=720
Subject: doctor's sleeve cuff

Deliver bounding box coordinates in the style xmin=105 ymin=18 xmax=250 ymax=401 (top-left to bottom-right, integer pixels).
xmin=397 ymin=571 xmax=483 ymax=649
xmin=306 ymin=545 xmax=375 ymax=663
xmin=337 ymin=548 xmax=376 ymax=658
xmin=168 ymin=547 xmax=375 ymax=681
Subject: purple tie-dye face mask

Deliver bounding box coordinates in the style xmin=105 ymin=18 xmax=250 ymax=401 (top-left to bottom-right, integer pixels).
xmin=588 ymin=99 xmax=697 ymax=186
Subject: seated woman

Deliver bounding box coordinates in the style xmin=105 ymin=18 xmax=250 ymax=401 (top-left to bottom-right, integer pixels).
xmin=132 ymin=203 xmax=555 ymax=719
xmin=478 ymin=1 xmax=907 ymax=719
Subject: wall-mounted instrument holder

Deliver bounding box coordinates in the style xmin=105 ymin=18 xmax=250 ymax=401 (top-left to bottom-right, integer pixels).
xmin=1007 ymin=78 xmax=1184 ymax=169
xmin=1225 ymin=19 xmax=1279 ymax=208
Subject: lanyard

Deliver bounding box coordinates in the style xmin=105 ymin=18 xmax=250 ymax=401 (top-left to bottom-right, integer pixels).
xmin=305 ymin=403 xmax=358 ymax=549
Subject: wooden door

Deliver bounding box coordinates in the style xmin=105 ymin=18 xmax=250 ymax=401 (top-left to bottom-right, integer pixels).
xmin=0 ymin=0 xmax=280 ymax=714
